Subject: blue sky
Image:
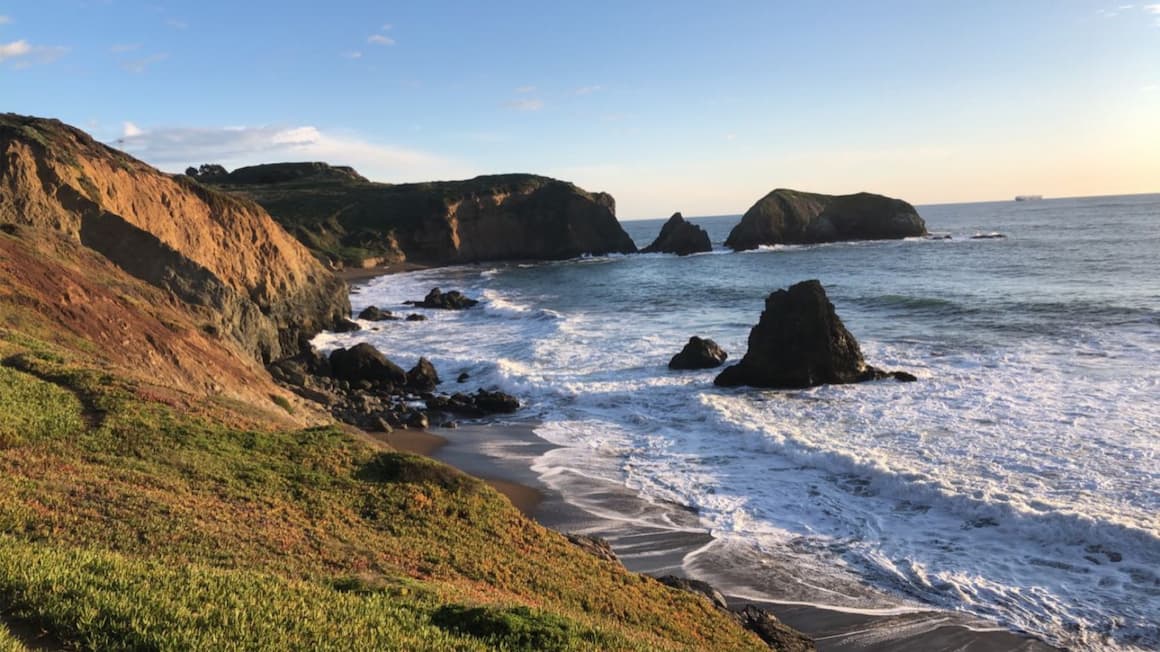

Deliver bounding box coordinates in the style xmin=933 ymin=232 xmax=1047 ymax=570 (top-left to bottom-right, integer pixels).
xmin=3 ymin=1 xmax=1158 ymax=218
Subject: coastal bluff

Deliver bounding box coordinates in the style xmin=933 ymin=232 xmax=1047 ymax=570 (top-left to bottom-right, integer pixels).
xmin=203 ymin=164 xmax=638 ymax=267
xmin=725 ymin=188 xmax=927 ymax=250
xmin=0 ymin=115 xmax=348 ymax=364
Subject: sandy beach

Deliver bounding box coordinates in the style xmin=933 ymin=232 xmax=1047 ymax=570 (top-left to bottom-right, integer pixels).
xmin=404 ymin=421 xmax=1057 ymax=652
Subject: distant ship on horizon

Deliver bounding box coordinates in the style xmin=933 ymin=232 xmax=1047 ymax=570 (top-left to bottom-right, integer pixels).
xmin=1014 ymin=194 xmax=1044 ymax=201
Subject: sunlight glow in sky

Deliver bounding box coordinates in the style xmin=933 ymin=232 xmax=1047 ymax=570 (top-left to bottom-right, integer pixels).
xmin=3 ymin=1 xmax=1158 ymax=218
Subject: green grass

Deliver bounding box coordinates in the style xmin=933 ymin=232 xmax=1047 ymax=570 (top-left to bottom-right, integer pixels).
xmin=0 ymin=334 xmax=768 ymax=651
xmin=0 ymin=624 xmax=27 ymax=652
xmin=0 ymin=365 xmax=86 ymax=448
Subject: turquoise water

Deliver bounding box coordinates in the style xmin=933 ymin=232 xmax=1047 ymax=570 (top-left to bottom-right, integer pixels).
xmin=319 ymin=194 xmax=1160 ymax=650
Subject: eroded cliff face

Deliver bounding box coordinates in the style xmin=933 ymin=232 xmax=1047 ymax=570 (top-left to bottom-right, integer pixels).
xmin=209 ymin=167 xmax=638 ymax=267
xmin=725 ymin=188 xmax=927 ymax=250
xmin=0 ymin=114 xmax=349 ymax=364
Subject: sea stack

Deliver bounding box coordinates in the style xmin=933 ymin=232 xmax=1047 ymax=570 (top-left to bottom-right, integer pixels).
xmin=715 ymin=280 xmax=913 ymax=388
xmin=642 ymin=212 xmax=712 ymax=255
xmin=725 ymin=189 xmax=926 ymax=250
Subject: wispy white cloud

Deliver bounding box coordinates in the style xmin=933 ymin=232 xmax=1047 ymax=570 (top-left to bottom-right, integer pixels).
xmin=1 ymin=39 xmax=67 ymax=66
xmin=110 ymin=43 xmax=141 ymax=53
xmin=166 ymin=18 xmax=188 ymax=30
xmin=0 ymin=40 xmax=30 ymax=61
xmin=0 ymin=15 xmax=11 ymax=25
xmin=381 ymin=23 xmax=393 ymax=31
xmin=368 ymin=34 xmax=395 ymax=46
xmin=341 ymin=50 xmax=363 ymax=59
xmin=505 ymin=98 xmax=544 ymax=111
xmin=574 ymin=85 xmax=601 ymax=95
xmin=121 ymin=52 xmax=168 ymax=73
xmin=1145 ymin=3 xmax=1160 ymax=12
xmin=515 ymin=85 xmax=536 ymax=94
xmin=113 ymin=124 xmax=474 ymax=183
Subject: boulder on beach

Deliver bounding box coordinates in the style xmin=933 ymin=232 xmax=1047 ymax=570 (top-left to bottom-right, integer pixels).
xmin=329 ymin=343 xmax=407 ymax=386
xmin=654 ymin=575 xmax=729 ymax=611
xmin=669 ymin=336 xmax=728 ymax=370
xmin=714 ymin=280 xmax=912 ymax=388
xmin=406 ymin=288 xmax=479 ymax=310
xmin=740 ymin=605 xmax=817 ymax=652
xmin=642 ymin=212 xmax=712 ymax=256
xmin=725 ymin=189 xmax=926 ymax=250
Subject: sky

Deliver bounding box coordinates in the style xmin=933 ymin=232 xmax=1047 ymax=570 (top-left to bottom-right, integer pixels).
xmin=2 ymin=1 xmax=1159 ymax=219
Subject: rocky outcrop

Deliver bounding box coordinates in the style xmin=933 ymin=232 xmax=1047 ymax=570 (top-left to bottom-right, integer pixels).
xmin=655 ymin=576 xmax=729 ymax=611
xmin=0 ymin=114 xmax=349 ymax=364
xmin=566 ymin=534 xmax=620 ymax=565
xmin=740 ymin=606 xmax=817 ymax=652
xmin=406 ymin=357 xmax=440 ymax=392
xmin=725 ymin=189 xmax=926 ymax=250
xmin=405 ymin=288 xmax=479 ymax=310
xmin=642 ymin=213 xmax=712 ymax=255
xmin=715 ymin=280 xmax=914 ymax=388
xmin=269 ymin=345 xmax=520 ymax=430
xmin=329 ymin=343 xmax=407 ymax=387
xmin=669 ymin=336 xmax=728 ymax=370
xmin=205 ymin=167 xmax=638 ymax=267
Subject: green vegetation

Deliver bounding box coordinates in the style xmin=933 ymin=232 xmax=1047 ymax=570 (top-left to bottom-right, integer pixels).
xmin=0 ymin=330 xmax=765 ymax=650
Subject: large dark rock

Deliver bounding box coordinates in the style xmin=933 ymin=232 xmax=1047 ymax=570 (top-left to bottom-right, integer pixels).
xmin=425 ymin=389 xmax=520 ymax=417
xmin=406 ymin=288 xmax=479 ymax=310
xmin=669 ymin=336 xmax=728 ymax=370
xmin=739 ymin=605 xmax=817 ymax=652
xmin=725 ymin=189 xmax=926 ymax=250
xmin=329 ymin=343 xmax=407 ymax=386
xmin=642 ymin=212 xmax=712 ymax=256
xmin=715 ymin=280 xmax=909 ymax=388
xmin=406 ymin=357 xmax=440 ymax=392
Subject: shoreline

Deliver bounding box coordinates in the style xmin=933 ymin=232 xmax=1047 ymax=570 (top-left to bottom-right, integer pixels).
xmin=414 ymin=421 xmax=1057 ymax=652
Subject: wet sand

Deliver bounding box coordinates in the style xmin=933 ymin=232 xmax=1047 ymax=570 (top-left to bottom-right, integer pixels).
xmin=424 ymin=421 xmax=1058 ymax=652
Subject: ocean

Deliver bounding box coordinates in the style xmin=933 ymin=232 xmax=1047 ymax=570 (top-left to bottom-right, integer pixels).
xmin=315 ymin=194 xmax=1160 ymax=651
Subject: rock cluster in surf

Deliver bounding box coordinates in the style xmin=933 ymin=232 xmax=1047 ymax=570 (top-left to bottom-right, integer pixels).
xmin=669 ymin=336 xmax=729 ymax=370
xmin=715 ymin=280 xmax=916 ymax=388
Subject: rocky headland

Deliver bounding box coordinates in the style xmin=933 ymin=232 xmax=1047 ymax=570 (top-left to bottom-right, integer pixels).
xmin=201 ymin=163 xmax=638 ymax=269
xmin=725 ymin=188 xmax=927 ymax=250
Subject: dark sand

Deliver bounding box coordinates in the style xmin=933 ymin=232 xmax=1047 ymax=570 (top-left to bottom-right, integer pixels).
xmin=425 ymin=422 xmax=1058 ymax=652
xmin=372 ymin=427 xmax=543 ymax=515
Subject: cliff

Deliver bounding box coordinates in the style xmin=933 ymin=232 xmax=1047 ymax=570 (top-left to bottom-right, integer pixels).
xmin=725 ymin=189 xmax=927 ymax=250
xmin=0 ymin=114 xmax=349 ymax=364
xmin=206 ymin=164 xmax=638 ymax=267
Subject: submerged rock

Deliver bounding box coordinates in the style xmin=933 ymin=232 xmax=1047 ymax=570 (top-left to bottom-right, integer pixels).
xmin=358 ymin=305 xmax=398 ymax=321
xmin=725 ymin=189 xmax=926 ymax=250
xmin=715 ymin=280 xmax=912 ymax=388
xmin=669 ymin=336 xmax=728 ymax=370
xmin=406 ymin=288 xmax=479 ymax=310
xmin=642 ymin=212 xmax=712 ymax=256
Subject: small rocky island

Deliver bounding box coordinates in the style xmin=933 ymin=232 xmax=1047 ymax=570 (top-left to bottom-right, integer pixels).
xmin=642 ymin=212 xmax=712 ymax=255
xmin=725 ymin=189 xmax=927 ymax=250
xmin=715 ymin=280 xmax=916 ymax=388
